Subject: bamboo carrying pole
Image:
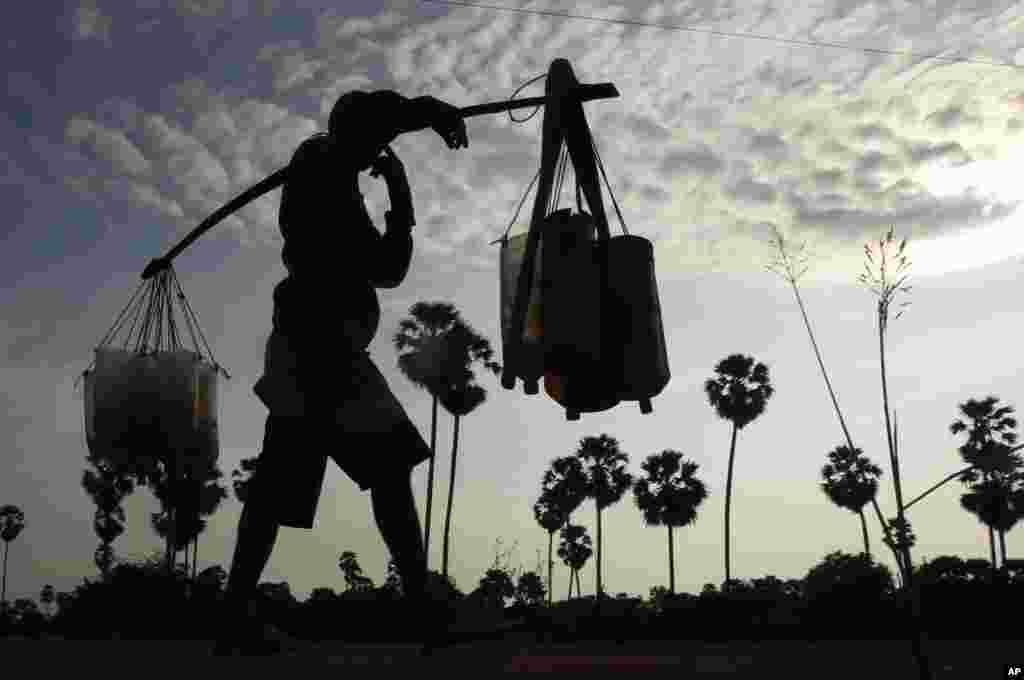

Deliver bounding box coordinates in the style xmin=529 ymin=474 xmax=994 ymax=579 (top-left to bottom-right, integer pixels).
xmin=140 ymin=81 xmax=619 ymax=280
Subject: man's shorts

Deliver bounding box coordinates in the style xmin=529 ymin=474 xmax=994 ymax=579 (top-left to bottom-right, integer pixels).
xmin=247 ymin=351 xmax=433 ymax=529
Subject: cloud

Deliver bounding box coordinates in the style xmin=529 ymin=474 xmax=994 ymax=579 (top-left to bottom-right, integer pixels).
xmin=658 ymin=146 xmax=725 ymax=179
xmin=66 ymin=118 xmax=151 ymax=176
xmin=727 ymin=177 xmax=777 ymax=204
xmin=316 ymin=7 xmax=406 ymax=50
xmin=924 ymin=105 xmax=983 ymax=132
xmin=905 ymin=140 xmax=972 ymax=169
xmin=853 ymin=151 xmax=903 ymax=176
xmin=748 ymin=131 xmax=789 ymax=162
xmin=126 ymin=182 xmax=185 ymax=219
xmin=59 ymin=0 xmax=1024 ymax=282
xmin=72 ymin=1 xmax=112 ymax=46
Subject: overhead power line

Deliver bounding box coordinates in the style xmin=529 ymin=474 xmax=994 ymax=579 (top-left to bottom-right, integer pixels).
xmin=418 ymin=0 xmax=1024 ymax=70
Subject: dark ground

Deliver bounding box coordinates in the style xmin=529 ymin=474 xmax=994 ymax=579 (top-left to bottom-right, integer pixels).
xmin=2 ymin=636 xmax=1020 ymax=677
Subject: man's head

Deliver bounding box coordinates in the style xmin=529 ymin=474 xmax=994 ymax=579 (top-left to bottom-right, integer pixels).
xmin=328 ymin=91 xmax=390 ymax=172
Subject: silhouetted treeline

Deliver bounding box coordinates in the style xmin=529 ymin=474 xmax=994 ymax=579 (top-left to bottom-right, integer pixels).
xmin=3 ymin=551 xmax=1022 ymax=643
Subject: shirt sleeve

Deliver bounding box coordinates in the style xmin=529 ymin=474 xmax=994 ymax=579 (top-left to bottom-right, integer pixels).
xmin=363 ymin=90 xmax=437 ymax=139
xmin=370 ymin=215 xmax=414 ymax=289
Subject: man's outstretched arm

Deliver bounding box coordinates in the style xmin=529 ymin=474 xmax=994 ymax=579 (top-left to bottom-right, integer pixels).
xmin=365 ymin=91 xmax=468 ymax=148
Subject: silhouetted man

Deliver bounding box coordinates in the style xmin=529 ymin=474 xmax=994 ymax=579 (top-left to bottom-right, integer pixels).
xmin=212 ymin=90 xmax=468 ymax=656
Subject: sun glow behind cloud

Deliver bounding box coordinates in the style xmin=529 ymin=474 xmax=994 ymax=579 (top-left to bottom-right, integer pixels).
xmin=911 ymin=153 xmax=1024 ymax=277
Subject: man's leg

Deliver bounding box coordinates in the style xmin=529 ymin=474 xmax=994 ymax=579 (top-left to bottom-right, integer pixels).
xmin=222 ymin=500 xmax=280 ymax=619
xmin=370 ymin=468 xmax=427 ymax=602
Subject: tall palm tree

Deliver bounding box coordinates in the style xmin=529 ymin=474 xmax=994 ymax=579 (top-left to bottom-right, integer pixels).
xmin=633 ymin=450 xmax=709 ymax=594
xmin=393 ymin=302 xmax=469 ymax=569
xmin=149 ymin=453 xmax=228 ymax=582
xmin=428 ymin=318 xmax=501 ymax=584
xmin=573 ymin=434 xmax=633 ymax=602
xmin=533 ymin=493 xmax=568 ymax=606
xmin=766 ymin=227 xmax=903 ymax=573
xmin=557 ymin=523 xmax=592 ymax=600
xmin=704 ymin=354 xmax=775 ymax=589
xmin=0 ymin=505 xmax=26 ymax=619
xmin=994 ymin=470 xmax=1024 ymax=564
xmin=959 ymin=480 xmax=1006 ymax=572
xmin=950 ymin=396 xmax=1022 ymax=572
xmin=439 ymin=380 xmax=486 ymax=583
xmin=81 ymin=461 xmax=130 ymax=581
xmin=536 ymin=456 xmax=588 ymax=604
xmin=820 ymin=445 xmax=884 ymax=560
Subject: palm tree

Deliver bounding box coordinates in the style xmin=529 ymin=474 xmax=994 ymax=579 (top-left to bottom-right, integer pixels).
xmin=633 ymin=450 xmax=709 ymax=594
xmin=950 ymin=396 xmax=1022 ymax=572
xmin=766 ymin=227 xmax=904 ymax=576
xmin=81 ymin=454 xmax=134 ymax=582
xmin=536 ymin=456 xmax=588 ymax=604
xmin=821 ymin=445 xmax=884 ymax=560
xmin=0 ymin=505 xmax=26 ymax=619
xmin=39 ymin=584 xmax=55 ymax=621
xmin=439 ymin=380 xmax=486 ymax=583
xmin=704 ymin=354 xmax=775 ymax=589
xmin=230 ymin=456 xmax=260 ymax=505
xmin=959 ymin=481 xmax=1006 ymax=572
xmin=149 ymin=452 xmax=228 ymax=583
xmin=573 ymin=434 xmax=633 ymax=602
xmin=339 ymin=550 xmax=364 ymax=592
xmin=393 ymin=302 xmax=470 ymax=569
xmin=429 ymin=318 xmax=501 ymax=584
xmin=994 ymin=470 xmax=1024 ymax=565
xmin=557 ymin=523 xmax=592 ymax=600
xmin=533 ymin=494 xmax=568 ymax=606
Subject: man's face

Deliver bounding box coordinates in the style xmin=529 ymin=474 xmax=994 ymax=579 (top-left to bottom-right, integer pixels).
xmin=329 ymin=133 xmax=384 ymax=174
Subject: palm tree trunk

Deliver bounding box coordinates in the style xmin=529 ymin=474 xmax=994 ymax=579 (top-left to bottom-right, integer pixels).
xmin=166 ymin=505 xmax=175 ymax=580
xmin=547 ymin=532 xmax=554 ymax=606
xmin=859 ymin=509 xmax=871 ymax=561
xmin=424 ymin=395 xmax=439 ymax=571
xmin=668 ymin=525 xmax=675 ymax=594
xmin=790 ymin=281 xmax=902 ymax=568
xmin=724 ymin=423 xmax=738 ymax=589
xmin=441 ymin=413 xmax=461 ymax=582
xmin=999 ymin=529 xmax=1008 ymax=567
xmin=596 ymin=503 xmax=603 ymax=601
xmin=989 ymin=525 xmax=998 ymax=577
xmin=2 ymin=541 xmax=8 ymax=617
xmin=567 ymin=567 xmax=573 ymax=601
xmin=574 ymin=569 xmax=581 ymax=599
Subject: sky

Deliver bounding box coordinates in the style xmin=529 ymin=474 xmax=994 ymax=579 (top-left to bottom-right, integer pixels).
xmin=4 ymin=0 xmax=1024 ymax=607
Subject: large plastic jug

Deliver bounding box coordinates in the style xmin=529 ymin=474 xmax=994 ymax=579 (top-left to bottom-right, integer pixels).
xmin=604 ymin=234 xmax=670 ymax=413
xmin=541 ymin=209 xmax=602 ymax=378
xmin=499 ymin=231 xmax=545 ymax=395
xmin=538 ymin=209 xmax=620 ymax=419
